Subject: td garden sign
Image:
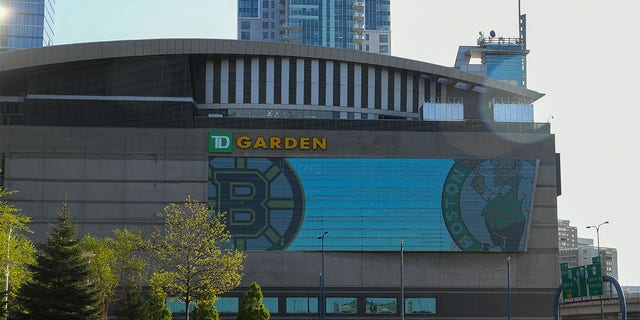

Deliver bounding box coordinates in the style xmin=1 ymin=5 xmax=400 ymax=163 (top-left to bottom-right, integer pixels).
xmin=209 ymin=132 xmax=327 ymax=153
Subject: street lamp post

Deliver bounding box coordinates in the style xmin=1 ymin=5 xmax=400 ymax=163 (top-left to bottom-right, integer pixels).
xmin=507 ymin=256 xmax=511 ymax=320
xmin=317 ymin=231 xmax=328 ymax=320
xmin=587 ymin=221 xmax=609 ymax=320
xmin=400 ymin=240 xmax=404 ymax=320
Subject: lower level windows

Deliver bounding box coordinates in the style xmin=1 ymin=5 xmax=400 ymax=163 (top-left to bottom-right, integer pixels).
xmin=286 ymin=297 xmax=318 ymax=314
xmin=366 ymin=297 xmax=397 ymax=314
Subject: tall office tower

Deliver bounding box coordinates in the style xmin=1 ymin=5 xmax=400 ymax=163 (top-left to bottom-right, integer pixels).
xmin=0 ymin=0 xmax=55 ymax=52
xmin=237 ymin=0 xmax=391 ymax=54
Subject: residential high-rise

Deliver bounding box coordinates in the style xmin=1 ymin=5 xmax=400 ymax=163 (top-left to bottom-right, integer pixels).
xmin=237 ymin=0 xmax=391 ymax=54
xmin=0 ymin=0 xmax=55 ymax=52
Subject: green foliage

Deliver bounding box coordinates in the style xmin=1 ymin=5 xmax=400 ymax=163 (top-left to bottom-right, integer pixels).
xmin=191 ymin=287 xmax=219 ymax=320
xmin=149 ymin=196 xmax=245 ymax=320
xmin=15 ymin=203 xmax=101 ymax=320
xmin=81 ymin=229 xmax=146 ymax=320
xmin=1 ymin=291 xmax=6 ymax=318
xmin=0 ymin=188 xmax=36 ymax=317
xmin=146 ymin=273 xmax=172 ymax=320
xmin=236 ymin=282 xmax=270 ymax=320
xmin=112 ymin=281 xmax=150 ymax=320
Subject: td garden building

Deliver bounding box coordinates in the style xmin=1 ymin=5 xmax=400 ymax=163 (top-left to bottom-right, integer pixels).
xmin=0 ymin=39 xmax=560 ymax=319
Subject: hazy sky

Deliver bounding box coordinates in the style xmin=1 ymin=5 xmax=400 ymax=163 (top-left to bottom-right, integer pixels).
xmin=53 ymin=0 xmax=640 ymax=285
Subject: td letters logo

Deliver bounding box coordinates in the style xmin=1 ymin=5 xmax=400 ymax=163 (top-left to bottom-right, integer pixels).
xmin=209 ymin=132 xmax=233 ymax=153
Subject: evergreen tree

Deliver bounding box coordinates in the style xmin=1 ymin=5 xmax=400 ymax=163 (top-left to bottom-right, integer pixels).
xmin=146 ymin=273 xmax=172 ymax=320
xmin=1 ymin=291 xmax=6 ymax=318
xmin=236 ymin=282 xmax=270 ymax=320
xmin=15 ymin=204 xmax=101 ymax=320
xmin=113 ymin=280 xmax=150 ymax=320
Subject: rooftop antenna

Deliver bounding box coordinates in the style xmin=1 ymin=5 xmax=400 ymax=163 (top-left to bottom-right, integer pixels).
xmin=518 ymin=0 xmax=528 ymax=87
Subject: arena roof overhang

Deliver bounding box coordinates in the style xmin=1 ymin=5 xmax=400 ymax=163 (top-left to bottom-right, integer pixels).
xmin=0 ymin=38 xmax=544 ymax=101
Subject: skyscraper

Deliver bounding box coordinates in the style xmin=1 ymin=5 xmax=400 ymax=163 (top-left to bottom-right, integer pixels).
xmin=237 ymin=0 xmax=391 ymax=54
xmin=0 ymin=0 xmax=55 ymax=52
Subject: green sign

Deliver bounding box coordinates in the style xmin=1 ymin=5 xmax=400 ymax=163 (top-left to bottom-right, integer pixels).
xmin=208 ymin=132 xmax=233 ymax=153
xmin=587 ymin=258 xmax=603 ymax=296
xmin=560 ymin=260 xmax=603 ymax=299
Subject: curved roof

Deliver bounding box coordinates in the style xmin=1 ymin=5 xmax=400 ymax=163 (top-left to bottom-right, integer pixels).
xmin=0 ymin=38 xmax=544 ymax=101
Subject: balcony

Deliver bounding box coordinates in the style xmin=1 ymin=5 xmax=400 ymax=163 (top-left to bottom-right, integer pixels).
xmin=352 ymin=1 xmax=364 ymax=11
xmin=352 ymin=23 xmax=364 ymax=33
xmin=282 ymin=21 xmax=302 ymax=31
xmin=352 ymin=11 xmax=364 ymax=22
xmin=353 ymin=34 xmax=365 ymax=45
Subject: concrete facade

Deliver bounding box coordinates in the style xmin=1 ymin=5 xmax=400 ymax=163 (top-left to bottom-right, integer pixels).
xmin=0 ymin=39 xmax=559 ymax=319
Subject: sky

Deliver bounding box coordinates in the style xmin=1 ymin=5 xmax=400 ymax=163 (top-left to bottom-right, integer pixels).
xmin=52 ymin=0 xmax=640 ymax=285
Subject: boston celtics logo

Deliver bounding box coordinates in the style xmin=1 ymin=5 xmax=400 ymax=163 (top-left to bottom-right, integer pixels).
xmin=442 ymin=159 xmax=537 ymax=252
xmin=208 ymin=157 xmax=305 ymax=250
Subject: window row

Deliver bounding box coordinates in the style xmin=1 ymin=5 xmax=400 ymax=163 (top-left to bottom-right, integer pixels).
xmin=203 ymin=58 xmax=434 ymax=115
xmin=166 ymin=296 xmax=436 ymax=315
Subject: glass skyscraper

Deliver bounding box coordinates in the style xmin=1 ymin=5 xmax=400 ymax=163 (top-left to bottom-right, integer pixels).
xmin=0 ymin=0 xmax=55 ymax=52
xmin=237 ymin=0 xmax=391 ymax=54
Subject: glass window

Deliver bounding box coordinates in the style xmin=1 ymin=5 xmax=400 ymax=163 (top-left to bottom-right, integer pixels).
xmin=215 ymin=297 xmax=239 ymax=313
xmin=379 ymin=34 xmax=389 ymax=42
xmin=263 ymin=12 xmax=269 ymax=18
xmin=166 ymin=297 xmax=195 ymax=313
xmin=241 ymin=32 xmax=251 ymax=40
xmin=326 ymin=298 xmax=357 ymax=314
xmin=365 ymin=34 xmax=369 ymax=40
xmin=241 ymin=21 xmax=251 ymax=30
xmin=366 ymin=44 xmax=370 ymax=51
xmin=286 ymin=297 xmax=318 ymax=314
xmin=379 ymin=45 xmax=389 ymax=53
xmin=263 ymin=1 xmax=269 ymax=8
xmin=263 ymin=22 xmax=269 ymax=29
xmin=263 ymin=297 xmax=279 ymax=313
xmin=365 ymin=298 xmax=397 ymax=314
xmin=263 ymin=32 xmax=269 ymax=39
xmin=405 ymin=298 xmax=436 ymax=314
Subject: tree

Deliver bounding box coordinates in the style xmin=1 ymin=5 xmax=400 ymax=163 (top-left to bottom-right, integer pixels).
xmin=146 ymin=273 xmax=172 ymax=320
xmin=0 ymin=189 xmax=36 ymax=318
xmin=15 ymin=203 xmax=101 ymax=320
xmin=236 ymin=282 xmax=269 ymax=320
xmin=80 ymin=229 xmax=146 ymax=320
xmin=190 ymin=287 xmax=219 ymax=320
xmin=149 ymin=196 xmax=245 ymax=320
xmin=112 ymin=280 xmax=150 ymax=320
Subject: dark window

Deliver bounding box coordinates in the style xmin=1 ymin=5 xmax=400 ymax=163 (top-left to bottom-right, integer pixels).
xmin=241 ymin=21 xmax=251 ymax=30
xmin=379 ymin=34 xmax=389 ymax=42
xmin=243 ymin=59 xmax=252 ymax=103
xmin=413 ymin=75 xmax=420 ymax=114
xmin=333 ymin=62 xmax=341 ymax=106
xmin=374 ymin=67 xmax=381 ymax=109
xmin=304 ymin=59 xmax=311 ymax=105
xmin=259 ymin=58 xmax=267 ymax=104
xmin=274 ymin=58 xmax=282 ymax=104
xmin=241 ymin=32 xmax=250 ymax=40
xmin=289 ymin=59 xmax=296 ymax=104
xmin=213 ymin=59 xmax=221 ymax=104
xmin=400 ymin=71 xmax=407 ymax=112
xmin=228 ymin=59 xmax=236 ymax=103
xmin=388 ymin=70 xmax=395 ymax=110
xmin=347 ymin=63 xmax=354 ymax=107
xmin=319 ymin=60 xmax=326 ymax=106
xmin=361 ymin=67 xmax=368 ymax=108
xmin=379 ymin=45 xmax=389 ymax=53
